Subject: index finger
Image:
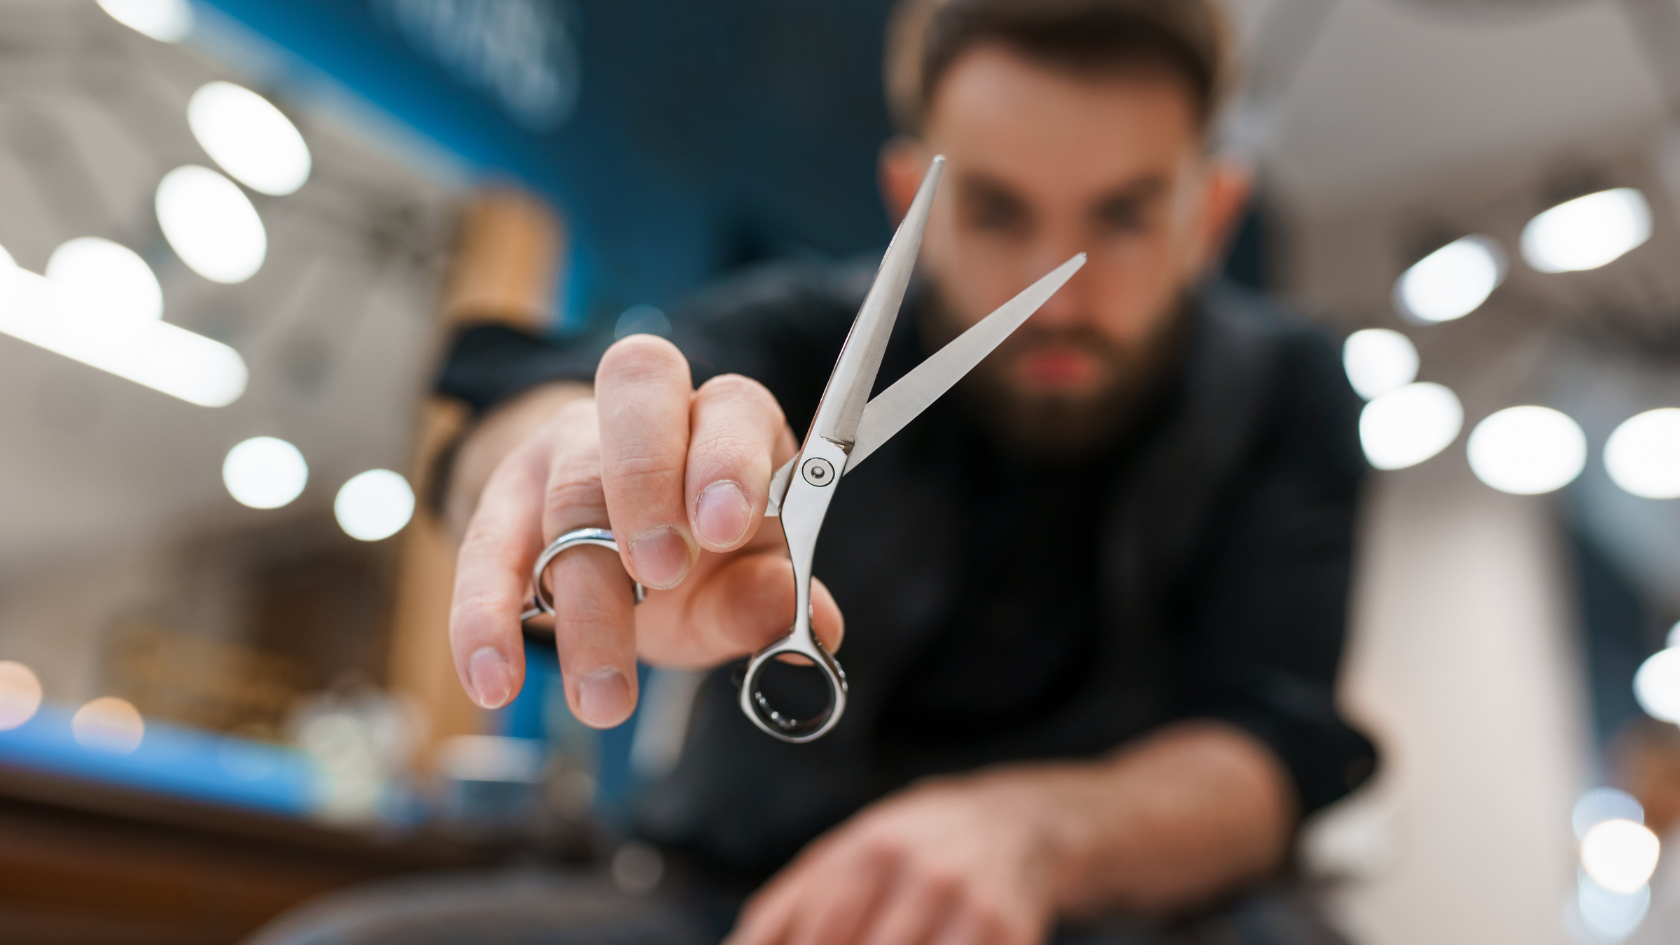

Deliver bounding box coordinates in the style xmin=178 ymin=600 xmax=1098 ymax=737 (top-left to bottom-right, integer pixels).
xmin=449 ymin=438 xmax=547 ymax=709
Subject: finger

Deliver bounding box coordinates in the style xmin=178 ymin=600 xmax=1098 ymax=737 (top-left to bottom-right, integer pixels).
xmin=786 ymin=849 xmax=890 ymax=945
xmin=687 ymin=374 xmax=790 ymax=552
xmin=541 ymin=399 xmax=640 ymax=728
xmin=858 ymin=873 xmax=959 ymax=945
xmin=646 ymin=554 xmax=844 ymax=667
xmin=595 ymin=335 xmax=697 ymax=591
xmin=449 ymin=438 xmax=547 ymax=709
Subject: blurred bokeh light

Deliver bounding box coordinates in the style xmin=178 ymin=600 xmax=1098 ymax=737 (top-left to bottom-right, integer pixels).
xmin=188 ymin=82 xmax=313 ymax=197
xmin=46 ymin=237 xmax=163 ymax=322
xmin=1359 ymin=382 xmax=1464 ymax=471
xmin=1343 ymin=328 xmax=1419 ymax=401
xmin=96 ymin=0 xmax=194 ymax=43
xmin=0 ymin=662 xmax=43 ymax=732
xmin=155 ymin=166 xmax=268 ymax=285
xmin=1605 ymin=408 xmax=1680 ymax=500
xmin=1521 ymin=188 xmax=1652 ymax=274
xmin=1466 ymin=406 xmax=1586 ymax=495
xmin=334 ymin=470 xmax=416 ymax=542
xmin=1580 ymin=818 xmax=1661 ymax=895
xmin=71 ymin=697 xmax=146 ymax=755
xmin=1393 ymin=235 xmax=1504 ymax=324
xmin=223 ymin=436 xmax=309 ymax=510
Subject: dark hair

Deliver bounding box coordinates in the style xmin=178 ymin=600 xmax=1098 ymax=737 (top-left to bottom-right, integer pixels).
xmin=885 ymin=0 xmax=1233 ymax=135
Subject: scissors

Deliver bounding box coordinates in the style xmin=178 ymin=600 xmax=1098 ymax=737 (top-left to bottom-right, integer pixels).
xmin=523 ymin=156 xmax=1086 ymax=743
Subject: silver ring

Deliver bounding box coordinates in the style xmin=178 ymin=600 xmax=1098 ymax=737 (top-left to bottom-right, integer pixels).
xmin=519 ymin=528 xmax=645 ymax=624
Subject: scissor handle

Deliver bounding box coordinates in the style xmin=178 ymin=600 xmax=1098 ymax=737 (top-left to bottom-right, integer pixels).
xmin=738 ymin=628 xmax=849 ymax=743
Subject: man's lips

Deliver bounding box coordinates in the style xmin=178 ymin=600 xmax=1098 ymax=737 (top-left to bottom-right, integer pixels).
xmin=1017 ymin=349 xmax=1099 ymax=389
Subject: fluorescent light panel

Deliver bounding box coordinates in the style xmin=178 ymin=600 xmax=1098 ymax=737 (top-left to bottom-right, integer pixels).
xmin=0 ymin=266 xmax=247 ymax=407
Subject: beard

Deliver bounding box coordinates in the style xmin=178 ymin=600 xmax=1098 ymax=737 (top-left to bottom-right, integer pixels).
xmin=917 ymin=282 xmax=1191 ymax=461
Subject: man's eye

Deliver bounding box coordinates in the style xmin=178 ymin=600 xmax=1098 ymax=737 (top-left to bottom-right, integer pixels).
xmin=1097 ymin=203 xmax=1147 ymax=234
xmin=967 ymin=198 xmax=1026 ymax=232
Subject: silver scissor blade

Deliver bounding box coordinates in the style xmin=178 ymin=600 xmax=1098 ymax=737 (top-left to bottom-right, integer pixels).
xmin=810 ymin=156 xmax=945 ymax=449
xmin=763 ymin=455 xmax=796 ymax=517
xmin=846 ymin=253 xmax=1087 ymax=472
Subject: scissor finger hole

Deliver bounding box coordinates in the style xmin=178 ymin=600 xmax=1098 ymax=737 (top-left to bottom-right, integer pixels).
xmin=740 ymin=644 xmax=847 ymax=743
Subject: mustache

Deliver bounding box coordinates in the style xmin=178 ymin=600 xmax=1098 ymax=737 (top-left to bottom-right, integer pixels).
xmin=995 ymin=323 xmax=1126 ymax=362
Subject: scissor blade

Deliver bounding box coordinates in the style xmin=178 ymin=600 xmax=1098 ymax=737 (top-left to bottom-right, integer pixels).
xmin=764 ymin=456 xmax=796 ymax=517
xmin=810 ymin=156 xmax=945 ymax=450
xmin=846 ymin=253 xmax=1087 ymax=472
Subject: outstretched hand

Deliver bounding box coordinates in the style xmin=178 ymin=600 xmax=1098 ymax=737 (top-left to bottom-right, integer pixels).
xmin=447 ymin=334 xmax=845 ymax=727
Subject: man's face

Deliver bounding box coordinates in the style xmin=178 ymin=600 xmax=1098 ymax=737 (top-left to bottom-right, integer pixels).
xmin=882 ymin=43 xmax=1249 ymax=452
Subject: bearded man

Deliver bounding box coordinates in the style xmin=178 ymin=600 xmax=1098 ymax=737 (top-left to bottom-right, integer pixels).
xmin=257 ymin=1 xmax=1375 ymax=942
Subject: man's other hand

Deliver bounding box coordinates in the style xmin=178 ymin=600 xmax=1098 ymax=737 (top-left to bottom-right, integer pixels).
xmin=446 ymin=334 xmax=844 ymax=728
xmin=726 ymin=777 xmax=1056 ymax=945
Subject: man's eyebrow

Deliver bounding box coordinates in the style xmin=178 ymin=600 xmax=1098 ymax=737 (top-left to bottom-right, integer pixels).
xmin=1091 ymin=175 xmax=1171 ymax=210
xmin=953 ymin=171 xmax=1026 ymax=202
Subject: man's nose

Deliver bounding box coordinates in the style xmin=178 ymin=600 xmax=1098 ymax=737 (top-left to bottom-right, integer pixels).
xmin=1025 ymin=258 xmax=1090 ymax=328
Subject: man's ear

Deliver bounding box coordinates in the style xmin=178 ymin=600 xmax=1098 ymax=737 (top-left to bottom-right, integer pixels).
xmin=878 ymin=136 xmax=927 ymax=226
xmin=1191 ymin=160 xmax=1255 ymax=275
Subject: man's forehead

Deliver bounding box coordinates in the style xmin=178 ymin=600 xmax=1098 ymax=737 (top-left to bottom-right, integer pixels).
xmin=922 ymin=42 xmax=1202 ymax=194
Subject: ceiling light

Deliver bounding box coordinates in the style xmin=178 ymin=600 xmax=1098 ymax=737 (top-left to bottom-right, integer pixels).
xmin=1574 ymin=788 xmax=1645 ymax=841
xmin=1577 ymin=871 xmax=1651 ymax=942
xmin=1522 ymin=188 xmax=1651 ymax=273
xmin=3 ymin=268 xmax=245 ymax=406
xmin=155 ymin=165 xmax=267 ymax=284
xmin=223 ymin=436 xmax=308 ymax=509
xmin=1359 ymin=382 xmax=1463 ymax=470
xmin=1466 ymin=406 xmax=1587 ymax=495
xmin=1635 ymin=647 xmax=1680 ymax=722
xmin=0 ymin=661 xmax=43 ymax=731
xmin=96 ymin=0 xmax=193 ymax=42
xmin=1343 ymin=329 xmax=1419 ymax=400
xmin=1394 ymin=236 xmax=1504 ymax=324
xmin=71 ymin=697 xmax=145 ymax=754
xmin=1580 ymin=819 xmax=1661 ymax=895
xmin=46 ymin=237 xmax=162 ymax=322
xmin=334 ymin=469 xmax=416 ymax=541
xmin=1605 ymin=408 xmax=1680 ymax=499
xmin=188 ymin=82 xmax=312 ymax=196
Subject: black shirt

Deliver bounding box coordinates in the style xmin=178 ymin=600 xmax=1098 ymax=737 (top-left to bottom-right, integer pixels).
xmin=439 ymin=259 xmax=1377 ymax=880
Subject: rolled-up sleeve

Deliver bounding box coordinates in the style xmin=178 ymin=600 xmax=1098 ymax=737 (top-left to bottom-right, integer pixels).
xmin=1175 ymin=329 xmax=1377 ymax=817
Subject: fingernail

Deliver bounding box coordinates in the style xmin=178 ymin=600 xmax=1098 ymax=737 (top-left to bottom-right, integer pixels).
xmin=577 ymin=667 xmax=632 ymax=727
xmin=629 ymin=526 xmax=691 ymax=589
xmin=468 ymin=647 xmax=514 ymax=709
xmin=695 ymin=480 xmax=751 ymax=547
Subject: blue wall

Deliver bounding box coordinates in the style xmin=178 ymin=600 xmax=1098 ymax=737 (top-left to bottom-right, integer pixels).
xmin=199 ymin=0 xmax=900 ymax=332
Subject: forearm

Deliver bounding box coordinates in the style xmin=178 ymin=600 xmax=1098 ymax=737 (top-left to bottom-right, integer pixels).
xmin=984 ymin=720 xmax=1296 ymax=918
xmin=444 ymin=381 xmax=593 ymax=536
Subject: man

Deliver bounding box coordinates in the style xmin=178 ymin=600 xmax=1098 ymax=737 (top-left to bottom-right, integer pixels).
xmin=259 ymin=1 xmax=1374 ymax=942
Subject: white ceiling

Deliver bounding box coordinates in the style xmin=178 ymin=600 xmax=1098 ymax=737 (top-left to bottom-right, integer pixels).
xmin=1246 ymin=0 xmax=1671 ymax=213
xmin=0 ymin=0 xmax=461 ymax=571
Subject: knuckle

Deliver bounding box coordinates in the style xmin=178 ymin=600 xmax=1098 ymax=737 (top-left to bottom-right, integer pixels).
xmin=602 ymin=452 xmax=686 ymax=488
xmin=457 ymin=526 xmax=509 ymax=563
xmin=918 ymin=868 xmax=960 ymax=900
xmin=543 ymin=480 xmax=608 ymax=529
xmin=698 ymin=374 xmax=786 ymax=428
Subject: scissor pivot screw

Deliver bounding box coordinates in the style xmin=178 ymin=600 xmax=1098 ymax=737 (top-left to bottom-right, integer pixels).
xmin=801 ymin=457 xmax=836 ymax=487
